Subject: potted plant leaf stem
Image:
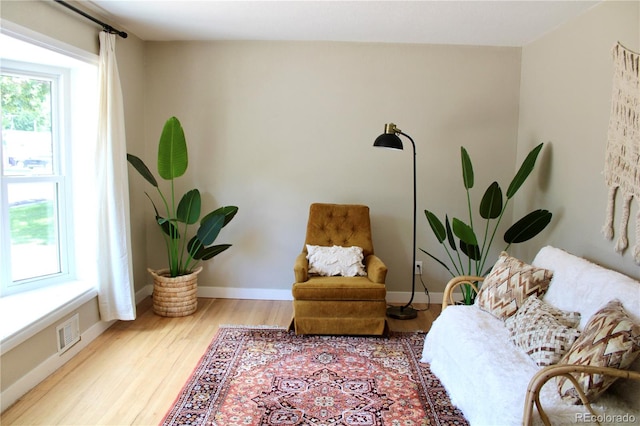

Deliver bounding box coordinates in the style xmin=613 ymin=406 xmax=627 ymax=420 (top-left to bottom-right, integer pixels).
xmin=127 ymin=116 xmax=238 ymax=316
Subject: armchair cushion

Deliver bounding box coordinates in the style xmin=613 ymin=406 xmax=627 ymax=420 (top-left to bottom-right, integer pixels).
xmin=306 ymin=244 xmax=366 ymax=277
xmin=304 ymin=203 xmax=374 ymax=257
xmin=292 ymin=277 xmax=386 ymax=300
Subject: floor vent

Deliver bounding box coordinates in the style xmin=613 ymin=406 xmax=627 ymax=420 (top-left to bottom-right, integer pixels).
xmin=56 ymin=313 xmax=80 ymax=354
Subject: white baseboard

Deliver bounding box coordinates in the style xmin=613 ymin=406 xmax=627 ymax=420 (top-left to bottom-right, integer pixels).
xmin=1 ymin=317 xmax=115 ymax=412
xmin=142 ymin=283 xmax=445 ymax=304
xmin=385 ymin=291 xmax=444 ymax=304
xmin=136 ymin=284 xmax=154 ymax=303
xmin=198 ymin=286 xmax=294 ymax=300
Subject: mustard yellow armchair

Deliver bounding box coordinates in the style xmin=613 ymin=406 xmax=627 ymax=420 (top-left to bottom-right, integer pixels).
xmin=290 ymin=203 xmax=388 ymax=335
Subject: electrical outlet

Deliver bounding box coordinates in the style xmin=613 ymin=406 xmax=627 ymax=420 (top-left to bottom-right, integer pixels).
xmin=414 ymin=261 xmax=423 ymax=275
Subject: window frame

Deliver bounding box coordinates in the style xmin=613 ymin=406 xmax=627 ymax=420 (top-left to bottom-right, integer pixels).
xmin=1 ymin=60 xmax=77 ymax=295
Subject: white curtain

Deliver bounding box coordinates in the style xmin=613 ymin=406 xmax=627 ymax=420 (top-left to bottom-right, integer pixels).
xmin=96 ymin=31 xmax=136 ymax=321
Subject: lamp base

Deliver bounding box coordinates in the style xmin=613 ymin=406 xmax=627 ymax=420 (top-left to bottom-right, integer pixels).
xmin=386 ymin=305 xmax=418 ymax=320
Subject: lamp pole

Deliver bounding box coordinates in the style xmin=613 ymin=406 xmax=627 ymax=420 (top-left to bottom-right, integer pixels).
xmin=374 ymin=123 xmax=418 ymax=320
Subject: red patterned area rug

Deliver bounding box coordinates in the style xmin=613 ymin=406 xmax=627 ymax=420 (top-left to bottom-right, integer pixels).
xmin=162 ymin=326 xmax=468 ymax=426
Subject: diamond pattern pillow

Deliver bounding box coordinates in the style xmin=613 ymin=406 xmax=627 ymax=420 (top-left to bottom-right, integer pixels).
xmin=556 ymin=299 xmax=640 ymax=404
xmin=506 ymin=295 xmax=581 ymax=366
xmin=476 ymin=252 xmax=554 ymax=320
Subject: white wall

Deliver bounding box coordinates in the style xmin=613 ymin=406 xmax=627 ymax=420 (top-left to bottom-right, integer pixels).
xmin=516 ymin=0 xmax=640 ymax=279
xmin=141 ymin=41 xmax=522 ymax=296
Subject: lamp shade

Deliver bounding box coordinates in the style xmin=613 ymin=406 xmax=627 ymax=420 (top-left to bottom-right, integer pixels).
xmin=373 ymin=132 xmax=403 ymax=150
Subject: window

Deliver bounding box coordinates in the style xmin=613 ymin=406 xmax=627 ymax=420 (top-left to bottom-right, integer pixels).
xmin=0 ymin=33 xmax=98 ymax=297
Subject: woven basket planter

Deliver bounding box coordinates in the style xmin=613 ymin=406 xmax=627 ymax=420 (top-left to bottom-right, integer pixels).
xmin=148 ymin=266 xmax=203 ymax=317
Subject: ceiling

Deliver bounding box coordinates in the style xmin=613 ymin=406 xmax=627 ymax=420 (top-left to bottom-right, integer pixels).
xmin=88 ymin=1 xmax=601 ymax=47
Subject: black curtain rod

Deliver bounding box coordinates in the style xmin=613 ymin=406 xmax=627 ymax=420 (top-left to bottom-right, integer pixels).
xmin=54 ymin=0 xmax=128 ymax=39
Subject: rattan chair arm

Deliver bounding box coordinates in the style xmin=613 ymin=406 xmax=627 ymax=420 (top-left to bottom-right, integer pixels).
xmin=523 ymin=364 xmax=640 ymax=426
xmin=442 ymin=276 xmax=483 ymax=310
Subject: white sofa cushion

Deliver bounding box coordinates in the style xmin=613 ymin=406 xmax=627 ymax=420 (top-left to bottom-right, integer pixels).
xmin=422 ymin=305 xmax=538 ymax=425
xmin=533 ymin=247 xmax=640 ymax=331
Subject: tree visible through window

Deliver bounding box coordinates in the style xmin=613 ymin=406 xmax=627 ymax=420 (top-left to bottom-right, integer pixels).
xmin=1 ymin=75 xmax=51 ymax=132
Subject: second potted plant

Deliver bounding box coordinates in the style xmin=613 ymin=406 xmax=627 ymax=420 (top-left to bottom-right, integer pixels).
xmin=421 ymin=143 xmax=552 ymax=304
xmin=127 ymin=116 xmax=238 ymax=317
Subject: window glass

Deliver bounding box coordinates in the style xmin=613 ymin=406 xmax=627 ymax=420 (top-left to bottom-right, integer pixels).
xmin=2 ymin=74 xmax=54 ymax=176
xmin=8 ymin=182 xmax=61 ymax=281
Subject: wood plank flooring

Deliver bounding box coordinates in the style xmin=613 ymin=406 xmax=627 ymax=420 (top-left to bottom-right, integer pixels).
xmin=2 ymin=298 xmax=440 ymax=425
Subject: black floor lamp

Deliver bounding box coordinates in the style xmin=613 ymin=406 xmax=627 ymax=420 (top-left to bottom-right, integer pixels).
xmin=374 ymin=123 xmax=418 ymax=320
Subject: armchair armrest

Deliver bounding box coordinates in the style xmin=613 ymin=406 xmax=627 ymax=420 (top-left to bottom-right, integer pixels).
xmin=442 ymin=276 xmax=483 ymax=310
xmin=294 ymin=252 xmax=309 ymax=283
xmin=523 ymin=364 xmax=640 ymax=426
xmin=365 ymin=255 xmax=387 ymax=284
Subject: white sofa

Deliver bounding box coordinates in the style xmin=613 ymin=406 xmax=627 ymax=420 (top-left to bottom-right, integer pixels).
xmin=421 ymin=246 xmax=640 ymax=426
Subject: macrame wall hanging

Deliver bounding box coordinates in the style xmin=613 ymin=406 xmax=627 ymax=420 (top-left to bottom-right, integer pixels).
xmin=602 ymin=42 xmax=640 ymax=263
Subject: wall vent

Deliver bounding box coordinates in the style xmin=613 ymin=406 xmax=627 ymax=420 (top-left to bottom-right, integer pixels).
xmin=56 ymin=313 xmax=80 ymax=354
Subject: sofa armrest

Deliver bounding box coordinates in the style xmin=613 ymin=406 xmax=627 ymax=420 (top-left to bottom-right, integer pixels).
xmin=442 ymin=276 xmax=483 ymax=310
xmin=294 ymin=252 xmax=309 ymax=283
xmin=523 ymin=364 xmax=640 ymax=426
xmin=365 ymin=255 xmax=387 ymax=284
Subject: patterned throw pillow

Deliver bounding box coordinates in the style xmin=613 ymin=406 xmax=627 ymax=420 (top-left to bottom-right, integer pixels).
xmin=306 ymin=245 xmax=367 ymax=277
xmin=556 ymin=299 xmax=640 ymax=404
xmin=476 ymin=252 xmax=554 ymax=320
xmin=506 ymin=295 xmax=581 ymax=366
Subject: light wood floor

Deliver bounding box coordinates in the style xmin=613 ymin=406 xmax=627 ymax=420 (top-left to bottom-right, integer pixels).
xmin=2 ymin=298 xmax=441 ymax=425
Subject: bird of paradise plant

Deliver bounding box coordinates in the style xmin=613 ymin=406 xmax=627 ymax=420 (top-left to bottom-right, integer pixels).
xmin=127 ymin=116 xmax=238 ymax=277
xmin=421 ymin=143 xmax=552 ymax=304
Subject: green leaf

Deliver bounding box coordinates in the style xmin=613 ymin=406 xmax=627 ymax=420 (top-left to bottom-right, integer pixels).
xmin=419 ymin=248 xmax=457 ymax=276
xmin=144 ymin=192 xmax=178 ymax=238
xmin=187 ymin=235 xmax=203 ymax=258
xmin=127 ymin=154 xmax=158 ymax=187
xmin=197 ymin=213 xmax=225 ymax=246
xmin=199 ymin=244 xmax=232 ymax=260
xmin=461 ymin=147 xmax=474 ymax=189
xmin=158 ymin=116 xmax=188 ymax=180
xmin=452 ymin=218 xmax=477 ymax=245
xmin=459 ymin=241 xmax=481 ymax=260
xmin=176 ymin=189 xmax=201 ymax=224
xmin=202 ymin=206 xmax=239 ymax=227
xmin=504 ymin=209 xmax=552 ymax=244
xmin=425 ymin=210 xmax=446 ymax=243
xmin=188 ymin=240 xmax=232 ymax=261
xmin=157 ymin=217 xmax=179 ymax=239
xmin=445 ymin=216 xmax=457 ymax=251
xmin=506 ymin=143 xmax=543 ymax=199
xmin=479 ymin=182 xmax=502 ymax=219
